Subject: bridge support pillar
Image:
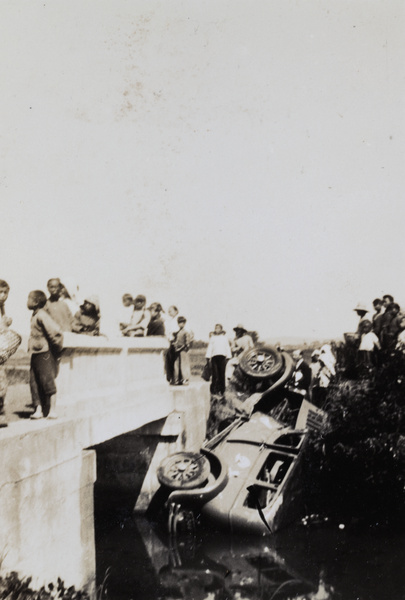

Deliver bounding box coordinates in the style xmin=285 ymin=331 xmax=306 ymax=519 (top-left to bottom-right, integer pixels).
xmin=0 ymin=443 xmax=96 ymax=594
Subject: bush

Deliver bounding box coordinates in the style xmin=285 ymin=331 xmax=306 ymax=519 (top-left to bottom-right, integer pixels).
xmin=305 ymin=346 xmax=405 ymax=526
xmin=0 ymin=573 xmax=90 ymax=600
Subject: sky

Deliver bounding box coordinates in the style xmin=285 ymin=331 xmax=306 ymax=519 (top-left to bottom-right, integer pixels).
xmin=1 ymin=0 xmax=404 ymax=341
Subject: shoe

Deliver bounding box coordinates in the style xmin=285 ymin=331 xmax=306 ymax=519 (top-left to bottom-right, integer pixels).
xmin=0 ymin=414 xmax=8 ymax=428
xmin=46 ymin=412 xmax=58 ymax=420
xmin=182 ymin=380 xmax=189 ymax=386
xmin=30 ymin=407 xmax=43 ymax=420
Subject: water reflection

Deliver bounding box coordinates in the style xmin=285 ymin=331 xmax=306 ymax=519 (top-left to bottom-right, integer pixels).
xmin=96 ymin=517 xmax=340 ymax=600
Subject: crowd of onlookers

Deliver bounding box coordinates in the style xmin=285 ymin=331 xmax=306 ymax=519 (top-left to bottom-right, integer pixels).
xmin=350 ymin=294 xmax=405 ymax=362
xmin=1 ymin=276 xmax=404 ymax=427
xmin=0 ymin=278 xmax=195 ymax=426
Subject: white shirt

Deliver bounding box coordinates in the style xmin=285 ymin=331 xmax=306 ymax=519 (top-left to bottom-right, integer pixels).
xmin=206 ymin=334 xmax=232 ymax=359
xmin=164 ymin=315 xmax=179 ymax=341
xmin=359 ymin=331 xmax=380 ymax=351
xmin=119 ymin=305 xmax=134 ymax=326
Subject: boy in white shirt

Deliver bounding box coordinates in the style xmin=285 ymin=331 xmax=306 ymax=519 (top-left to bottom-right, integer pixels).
xmin=358 ymin=320 xmax=380 ymax=368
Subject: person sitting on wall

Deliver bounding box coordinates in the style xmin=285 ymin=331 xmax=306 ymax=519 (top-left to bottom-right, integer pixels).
xmin=119 ymin=293 xmax=134 ymax=333
xmin=146 ymin=303 xmax=165 ymax=336
xmin=60 ymin=277 xmax=81 ymax=318
xmin=72 ymin=295 xmax=100 ymax=336
xmin=121 ymin=294 xmax=149 ymax=337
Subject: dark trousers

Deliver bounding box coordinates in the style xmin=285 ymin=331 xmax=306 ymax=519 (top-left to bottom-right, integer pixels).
xmin=30 ymin=352 xmax=58 ymax=416
xmin=211 ymin=355 xmax=228 ymax=395
xmin=165 ymin=344 xmax=176 ymax=383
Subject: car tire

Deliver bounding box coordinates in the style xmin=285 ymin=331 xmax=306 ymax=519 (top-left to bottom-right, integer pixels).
xmin=157 ymin=452 xmax=211 ymax=490
xmin=239 ymin=345 xmax=284 ymax=380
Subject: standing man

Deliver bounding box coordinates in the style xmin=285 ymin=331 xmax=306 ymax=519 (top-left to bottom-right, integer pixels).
xmin=172 ymin=316 xmax=192 ymax=385
xmin=291 ymin=349 xmax=312 ymax=394
xmin=164 ymin=305 xmax=179 ymax=383
xmin=372 ymin=298 xmax=385 ymax=338
xmin=205 ymin=324 xmax=232 ymax=397
xmin=353 ymin=303 xmax=372 ymax=334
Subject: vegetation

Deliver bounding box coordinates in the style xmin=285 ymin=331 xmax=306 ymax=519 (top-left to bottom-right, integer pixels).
xmin=304 ymin=345 xmax=405 ymax=527
xmin=0 ymin=574 xmax=89 ymax=600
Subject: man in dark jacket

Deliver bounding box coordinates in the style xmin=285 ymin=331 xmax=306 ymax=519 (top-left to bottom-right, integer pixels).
xmin=292 ymin=349 xmax=312 ymax=393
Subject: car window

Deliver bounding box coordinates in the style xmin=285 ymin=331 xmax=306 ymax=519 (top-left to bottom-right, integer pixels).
xmin=244 ymin=453 xmax=293 ymax=509
xmin=273 ymin=433 xmax=304 ymax=449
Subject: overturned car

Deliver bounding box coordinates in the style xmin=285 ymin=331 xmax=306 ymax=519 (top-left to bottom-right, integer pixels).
xmin=155 ymin=346 xmax=325 ymax=536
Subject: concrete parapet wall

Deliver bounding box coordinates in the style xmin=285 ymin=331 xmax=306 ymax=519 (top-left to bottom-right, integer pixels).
xmin=58 ymin=333 xmax=169 ymax=407
xmin=0 ymin=336 xmax=209 ymax=591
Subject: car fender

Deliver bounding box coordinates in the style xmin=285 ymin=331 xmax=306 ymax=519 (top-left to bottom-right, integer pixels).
xmin=167 ymin=448 xmax=229 ymax=507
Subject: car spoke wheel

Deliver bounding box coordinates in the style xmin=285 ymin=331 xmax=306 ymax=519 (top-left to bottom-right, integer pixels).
xmin=239 ymin=345 xmax=284 ymax=380
xmin=157 ymin=452 xmax=211 ymax=489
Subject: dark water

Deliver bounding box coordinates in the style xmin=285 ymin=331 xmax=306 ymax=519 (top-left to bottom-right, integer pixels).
xmin=95 ymin=512 xmax=405 ymax=600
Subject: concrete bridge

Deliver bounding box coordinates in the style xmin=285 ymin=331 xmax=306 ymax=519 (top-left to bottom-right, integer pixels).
xmin=0 ymin=334 xmax=209 ymax=593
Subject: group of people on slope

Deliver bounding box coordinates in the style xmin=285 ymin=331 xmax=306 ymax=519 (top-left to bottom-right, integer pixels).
xmin=290 ymin=345 xmax=336 ymax=409
xmin=352 ymin=294 xmax=405 ymax=366
xmin=204 ymin=320 xmax=336 ymax=411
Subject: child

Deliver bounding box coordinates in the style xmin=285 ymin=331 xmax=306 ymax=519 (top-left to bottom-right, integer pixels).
xmin=358 ymin=319 xmax=380 ymax=368
xmin=46 ymin=278 xmax=73 ymax=332
xmin=0 ymin=280 xmax=13 ymax=427
xmin=121 ymin=294 xmax=149 ymax=337
xmin=28 ymin=290 xmax=64 ymax=419
xmin=72 ymin=296 xmax=100 ymax=336
xmin=119 ymin=294 xmax=134 ymax=333
xmin=172 ymin=316 xmax=192 ymax=385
